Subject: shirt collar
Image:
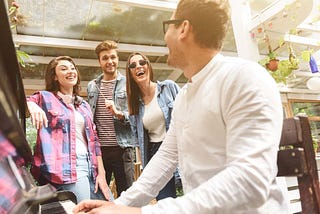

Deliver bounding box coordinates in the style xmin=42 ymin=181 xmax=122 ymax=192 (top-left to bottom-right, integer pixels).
xmin=189 ymin=53 xmax=223 ymax=85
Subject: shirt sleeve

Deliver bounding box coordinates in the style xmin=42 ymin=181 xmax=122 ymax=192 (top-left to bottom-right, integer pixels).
xmin=26 ymin=91 xmax=41 ymax=104
xmin=114 ymin=119 xmax=179 ymax=207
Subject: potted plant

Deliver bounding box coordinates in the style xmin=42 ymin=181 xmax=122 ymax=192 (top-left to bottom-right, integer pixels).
xmin=266 ymin=52 xmax=279 ymax=71
xmin=259 ymin=45 xmax=299 ymax=84
xmin=259 ymin=45 xmax=279 ymax=72
xmin=270 ymin=58 xmax=298 ymax=84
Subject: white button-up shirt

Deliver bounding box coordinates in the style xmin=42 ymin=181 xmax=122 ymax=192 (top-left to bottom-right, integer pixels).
xmin=115 ymin=54 xmax=287 ymax=213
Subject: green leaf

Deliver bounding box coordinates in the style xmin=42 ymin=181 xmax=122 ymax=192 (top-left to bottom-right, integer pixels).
xmin=16 ymin=50 xmax=31 ymax=67
xmin=301 ymin=50 xmax=312 ymax=62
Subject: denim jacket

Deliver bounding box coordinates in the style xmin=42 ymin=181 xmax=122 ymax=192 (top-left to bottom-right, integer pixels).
xmin=129 ymin=80 xmax=180 ymax=167
xmin=87 ymin=72 xmax=137 ymax=148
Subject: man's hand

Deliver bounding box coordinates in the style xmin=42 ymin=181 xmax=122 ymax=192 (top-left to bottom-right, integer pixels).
xmin=72 ymin=200 xmax=111 ymax=213
xmin=72 ymin=200 xmax=142 ymax=214
xmin=104 ymin=99 xmax=124 ymax=120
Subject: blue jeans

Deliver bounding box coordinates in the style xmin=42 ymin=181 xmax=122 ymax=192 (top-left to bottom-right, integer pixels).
xmin=55 ymin=154 xmax=113 ymax=203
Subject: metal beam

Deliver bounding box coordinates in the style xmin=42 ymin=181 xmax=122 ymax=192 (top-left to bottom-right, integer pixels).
xmin=297 ymin=23 xmax=320 ymax=33
xmin=13 ymin=34 xmax=169 ymax=56
xmin=95 ymin=0 xmax=177 ymax=12
xmin=24 ymin=55 xmax=175 ymax=70
xmin=284 ymin=34 xmax=320 ymax=47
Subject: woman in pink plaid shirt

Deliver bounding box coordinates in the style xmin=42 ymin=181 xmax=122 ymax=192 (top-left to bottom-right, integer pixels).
xmin=27 ymin=56 xmax=112 ymax=203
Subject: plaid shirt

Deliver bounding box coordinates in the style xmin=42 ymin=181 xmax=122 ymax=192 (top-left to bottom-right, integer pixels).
xmin=27 ymin=91 xmax=102 ymax=184
xmin=0 ymin=131 xmax=24 ymax=213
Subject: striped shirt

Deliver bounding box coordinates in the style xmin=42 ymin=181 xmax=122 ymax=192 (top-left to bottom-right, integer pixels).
xmin=95 ymin=80 xmax=118 ymax=147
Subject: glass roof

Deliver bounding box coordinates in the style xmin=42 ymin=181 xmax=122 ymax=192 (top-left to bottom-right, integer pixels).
xmin=17 ymin=0 xmax=172 ymax=45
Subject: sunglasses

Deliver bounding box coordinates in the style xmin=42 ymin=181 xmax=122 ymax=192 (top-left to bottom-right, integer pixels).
xmin=128 ymin=59 xmax=147 ymax=69
xmin=162 ymin=19 xmax=184 ymax=34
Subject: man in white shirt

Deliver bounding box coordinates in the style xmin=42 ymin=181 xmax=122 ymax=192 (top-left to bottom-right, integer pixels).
xmin=73 ymin=0 xmax=288 ymax=213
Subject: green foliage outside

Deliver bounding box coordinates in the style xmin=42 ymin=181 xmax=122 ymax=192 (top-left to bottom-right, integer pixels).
xmin=25 ymin=117 xmax=36 ymax=152
xmin=268 ymin=58 xmax=299 ymax=84
xmin=176 ymin=185 xmax=184 ymax=197
xmin=8 ymin=1 xmax=31 ymax=67
xmin=292 ymin=102 xmax=320 ymax=152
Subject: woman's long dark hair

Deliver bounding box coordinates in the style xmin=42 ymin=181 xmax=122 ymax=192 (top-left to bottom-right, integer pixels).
xmin=126 ymin=52 xmax=153 ymax=115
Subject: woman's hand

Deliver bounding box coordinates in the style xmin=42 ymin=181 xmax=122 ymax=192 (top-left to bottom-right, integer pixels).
xmin=27 ymin=101 xmax=48 ymax=129
xmin=95 ymin=156 xmax=112 ymax=200
xmin=95 ymin=173 xmax=111 ymax=201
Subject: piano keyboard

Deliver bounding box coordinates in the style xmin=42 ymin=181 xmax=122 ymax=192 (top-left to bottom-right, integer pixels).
xmin=40 ymin=200 xmax=76 ymax=214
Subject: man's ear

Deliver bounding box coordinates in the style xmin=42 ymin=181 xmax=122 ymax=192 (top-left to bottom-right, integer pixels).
xmin=178 ymin=20 xmax=192 ymax=40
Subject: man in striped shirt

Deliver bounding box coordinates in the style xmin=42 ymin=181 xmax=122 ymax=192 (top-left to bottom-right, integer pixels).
xmin=87 ymin=40 xmax=137 ymax=197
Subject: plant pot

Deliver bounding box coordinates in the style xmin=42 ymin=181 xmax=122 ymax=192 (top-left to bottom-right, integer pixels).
xmin=266 ymin=59 xmax=279 ymax=71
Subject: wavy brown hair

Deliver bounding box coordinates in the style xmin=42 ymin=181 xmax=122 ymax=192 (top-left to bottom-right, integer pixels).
xmin=126 ymin=52 xmax=153 ymax=115
xmin=45 ymin=56 xmax=81 ymax=96
xmin=95 ymin=40 xmax=118 ymax=59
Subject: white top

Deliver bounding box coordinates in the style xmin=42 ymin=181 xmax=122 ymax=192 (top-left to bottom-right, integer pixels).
xmin=57 ymin=91 xmax=88 ymax=155
xmin=75 ymin=110 xmax=88 ymax=155
xmin=143 ymin=87 xmax=166 ymax=142
xmin=115 ymin=54 xmax=287 ymax=213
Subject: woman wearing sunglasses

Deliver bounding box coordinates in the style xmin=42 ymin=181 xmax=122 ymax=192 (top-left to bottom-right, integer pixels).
xmin=126 ymin=52 xmax=180 ymax=200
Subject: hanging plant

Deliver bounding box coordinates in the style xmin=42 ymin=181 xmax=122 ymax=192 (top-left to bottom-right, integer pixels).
xmin=301 ymin=49 xmax=312 ymax=62
xmin=259 ymin=45 xmax=279 ymax=72
xmin=8 ymin=1 xmax=30 ymax=67
xmin=266 ymin=59 xmax=279 ymax=71
xmin=259 ymin=44 xmax=299 ymax=84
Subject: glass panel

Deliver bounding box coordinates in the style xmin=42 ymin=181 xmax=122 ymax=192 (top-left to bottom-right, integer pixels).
xmin=16 ymin=0 xmax=172 ymax=45
xmin=249 ymin=0 xmax=279 ymax=17
xmin=17 ymin=0 xmax=92 ymax=39
xmin=78 ymin=65 xmax=101 ymax=81
xmin=291 ymin=102 xmax=320 ymax=117
xmin=84 ymin=2 xmax=172 ymax=45
xmin=290 ymin=101 xmax=320 ymax=142
xmin=20 ymin=63 xmax=45 ymax=79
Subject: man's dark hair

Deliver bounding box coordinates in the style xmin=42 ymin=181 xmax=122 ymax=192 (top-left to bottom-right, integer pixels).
xmin=175 ymin=0 xmax=230 ymax=49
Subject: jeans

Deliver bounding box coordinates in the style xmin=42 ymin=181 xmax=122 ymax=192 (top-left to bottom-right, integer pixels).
xmin=148 ymin=142 xmax=177 ymax=200
xmin=54 ymin=154 xmax=112 ymax=203
xmin=101 ymin=146 xmax=134 ymax=197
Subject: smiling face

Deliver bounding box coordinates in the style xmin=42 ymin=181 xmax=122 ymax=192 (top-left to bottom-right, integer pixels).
xmin=54 ymin=60 xmax=78 ymax=94
xmin=164 ymin=14 xmax=185 ymax=69
xmin=128 ymin=54 xmax=150 ymax=85
xmin=98 ymin=49 xmax=119 ymax=80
